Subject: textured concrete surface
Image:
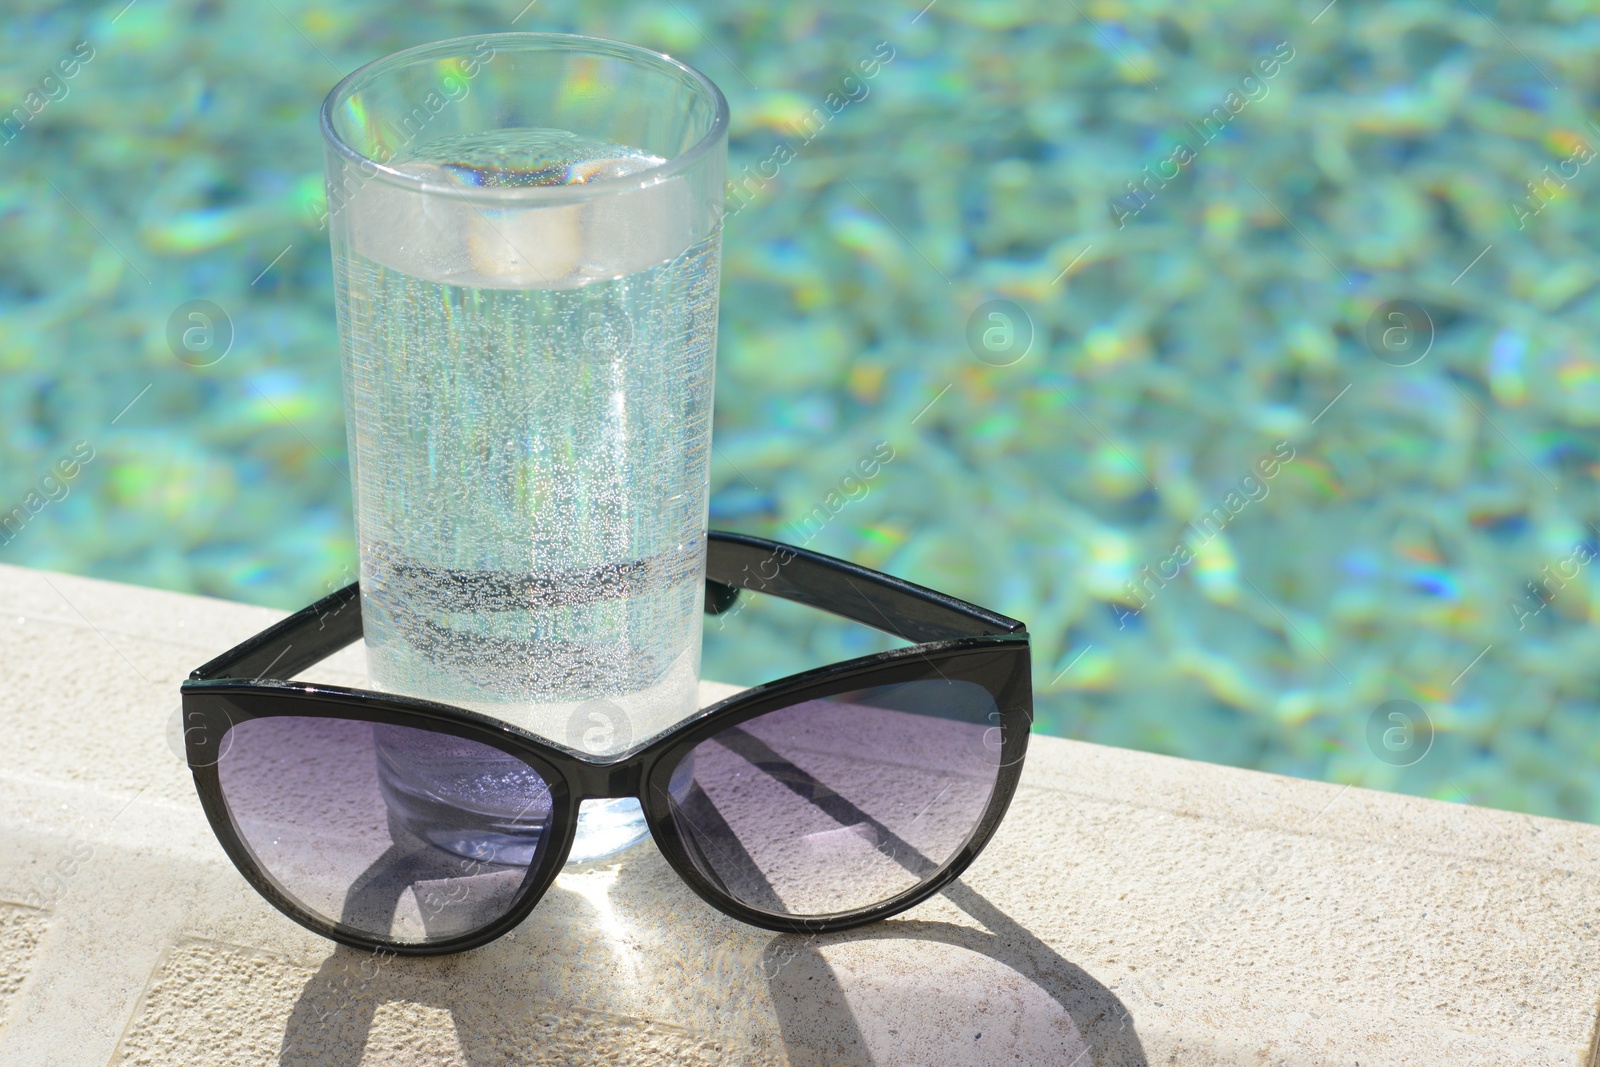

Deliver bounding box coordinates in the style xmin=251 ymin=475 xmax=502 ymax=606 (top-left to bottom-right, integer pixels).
xmin=0 ymin=561 xmax=1597 ymax=1066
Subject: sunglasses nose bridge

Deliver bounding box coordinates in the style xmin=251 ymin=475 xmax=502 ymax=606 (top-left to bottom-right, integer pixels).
xmin=566 ymin=753 xmax=645 ymax=801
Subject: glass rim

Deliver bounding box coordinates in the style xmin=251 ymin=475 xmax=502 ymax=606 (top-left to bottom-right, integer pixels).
xmin=319 ymin=31 xmax=730 ymax=205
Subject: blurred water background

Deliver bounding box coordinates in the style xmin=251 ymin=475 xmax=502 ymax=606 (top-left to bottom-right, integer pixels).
xmin=4 ymin=0 xmax=1600 ymax=821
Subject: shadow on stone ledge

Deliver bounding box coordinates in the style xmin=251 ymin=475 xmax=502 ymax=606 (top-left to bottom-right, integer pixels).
xmin=275 ymin=872 xmax=1144 ymax=1066
xmin=757 ymin=880 xmax=1147 ymax=1066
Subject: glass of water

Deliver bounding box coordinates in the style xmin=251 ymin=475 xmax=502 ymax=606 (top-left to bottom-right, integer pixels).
xmin=321 ymin=33 xmax=727 ymax=864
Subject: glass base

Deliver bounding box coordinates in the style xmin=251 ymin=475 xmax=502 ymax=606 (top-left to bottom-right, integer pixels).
xmin=567 ymin=797 xmax=651 ymax=864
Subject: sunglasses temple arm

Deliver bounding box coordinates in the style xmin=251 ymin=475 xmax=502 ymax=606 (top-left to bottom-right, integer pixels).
xmin=190 ymin=582 xmax=363 ymax=682
xmin=192 ymin=567 xmax=731 ymax=683
xmin=190 ymin=532 xmax=1026 ymax=682
xmin=705 ymin=531 xmax=1025 ymax=644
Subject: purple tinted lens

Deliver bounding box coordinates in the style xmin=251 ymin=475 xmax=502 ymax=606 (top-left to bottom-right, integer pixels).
xmin=665 ymin=680 xmax=1001 ymax=918
xmin=216 ymin=716 xmax=553 ymax=945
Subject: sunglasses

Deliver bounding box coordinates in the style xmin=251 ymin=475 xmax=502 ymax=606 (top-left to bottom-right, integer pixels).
xmin=181 ymin=531 xmax=1033 ymax=956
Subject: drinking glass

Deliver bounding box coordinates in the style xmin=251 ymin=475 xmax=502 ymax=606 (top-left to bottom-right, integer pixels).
xmin=321 ymin=32 xmax=727 ymax=862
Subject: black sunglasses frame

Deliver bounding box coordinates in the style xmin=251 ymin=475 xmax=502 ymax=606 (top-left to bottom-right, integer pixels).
xmin=181 ymin=531 xmax=1032 ymax=956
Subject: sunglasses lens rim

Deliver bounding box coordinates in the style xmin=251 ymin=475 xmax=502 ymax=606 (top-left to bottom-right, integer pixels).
xmin=641 ymin=641 xmax=1031 ymax=931
xmin=185 ymin=686 xmax=578 ymax=954
xmin=185 ymin=639 xmax=1030 ymax=948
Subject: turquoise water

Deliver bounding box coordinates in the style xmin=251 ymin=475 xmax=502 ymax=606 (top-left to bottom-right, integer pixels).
xmin=3 ymin=1 xmax=1598 ymax=822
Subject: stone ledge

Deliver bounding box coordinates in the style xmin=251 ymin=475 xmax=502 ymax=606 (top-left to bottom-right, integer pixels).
xmin=0 ymin=562 xmax=1595 ymax=1066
